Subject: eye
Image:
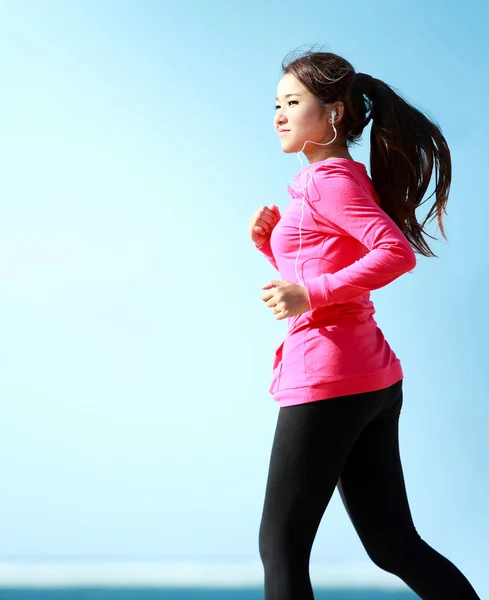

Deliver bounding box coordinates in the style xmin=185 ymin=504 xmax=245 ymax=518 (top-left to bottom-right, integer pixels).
xmin=274 ymin=100 xmax=298 ymax=110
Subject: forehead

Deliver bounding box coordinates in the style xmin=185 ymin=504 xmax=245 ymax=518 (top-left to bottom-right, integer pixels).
xmin=276 ymin=73 xmax=308 ymax=99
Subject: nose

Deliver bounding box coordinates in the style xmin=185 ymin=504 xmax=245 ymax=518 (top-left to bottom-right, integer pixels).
xmin=274 ymin=112 xmax=286 ymax=129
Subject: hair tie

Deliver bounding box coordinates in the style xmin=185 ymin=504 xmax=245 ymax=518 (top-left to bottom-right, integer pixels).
xmin=355 ymin=72 xmax=375 ymax=97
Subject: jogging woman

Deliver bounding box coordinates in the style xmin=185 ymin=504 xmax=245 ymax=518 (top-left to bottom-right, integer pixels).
xmin=249 ymin=50 xmax=480 ymax=600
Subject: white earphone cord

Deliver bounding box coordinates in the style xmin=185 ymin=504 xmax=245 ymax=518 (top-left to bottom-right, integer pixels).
xmin=272 ymin=110 xmax=338 ymax=352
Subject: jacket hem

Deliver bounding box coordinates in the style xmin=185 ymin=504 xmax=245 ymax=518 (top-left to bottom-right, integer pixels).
xmin=272 ymin=362 xmax=403 ymax=407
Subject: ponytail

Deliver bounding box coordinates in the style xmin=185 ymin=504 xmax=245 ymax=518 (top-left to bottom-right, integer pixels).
xmin=349 ymin=73 xmax=451 ymax=258
xmin=283 ymin=50 xmax=452 ymax=258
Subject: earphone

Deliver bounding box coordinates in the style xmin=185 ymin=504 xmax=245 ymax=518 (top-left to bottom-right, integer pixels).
xmin=272 ymin=107 xmax=339 ymax=352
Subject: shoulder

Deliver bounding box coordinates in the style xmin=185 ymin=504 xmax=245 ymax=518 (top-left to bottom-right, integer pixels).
xmin=307 ymin=160 xmax=371 ymax=204
xmin=312 ymin=159 xmax=367 ymax=185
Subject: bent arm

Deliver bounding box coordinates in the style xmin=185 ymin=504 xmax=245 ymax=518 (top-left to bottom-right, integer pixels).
xmin=304 ymin=173 xmax=416 ymax=309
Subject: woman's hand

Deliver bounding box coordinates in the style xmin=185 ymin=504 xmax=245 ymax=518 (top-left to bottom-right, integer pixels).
xmin=261 ymin=280 xmax=311 ymax=320
xmin=249 ymin=204 xmax=281 ymax=247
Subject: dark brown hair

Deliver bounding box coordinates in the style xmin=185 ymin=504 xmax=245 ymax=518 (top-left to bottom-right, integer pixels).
xmin=282 ymin=49 xmax=451 ymax=258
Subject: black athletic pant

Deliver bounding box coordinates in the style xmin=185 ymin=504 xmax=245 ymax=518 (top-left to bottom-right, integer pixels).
xmin=258 ymin=380 xmax=480 ymax=599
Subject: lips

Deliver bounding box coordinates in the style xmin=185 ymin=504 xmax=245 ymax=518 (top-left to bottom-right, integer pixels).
xmin=278 ymin=130 xmax=290 ymax=137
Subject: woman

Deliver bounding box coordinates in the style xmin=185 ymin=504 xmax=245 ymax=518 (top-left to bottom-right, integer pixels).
xmin=249 ymin=50 xmax=480 ymax=599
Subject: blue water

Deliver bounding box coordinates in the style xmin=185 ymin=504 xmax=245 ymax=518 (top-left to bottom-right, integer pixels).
xmin=0 ymin=588 xmax=419 ymax=599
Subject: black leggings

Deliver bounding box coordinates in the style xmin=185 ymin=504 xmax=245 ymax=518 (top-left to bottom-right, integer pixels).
xmin=258 ymin=380 xmax=480 ymax=599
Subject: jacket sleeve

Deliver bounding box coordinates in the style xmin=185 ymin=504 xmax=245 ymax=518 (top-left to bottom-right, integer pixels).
xmin=255 ymin=237 xmax=279 ymax=271
xmin=304 ymin=170 xmax=417 ymax=309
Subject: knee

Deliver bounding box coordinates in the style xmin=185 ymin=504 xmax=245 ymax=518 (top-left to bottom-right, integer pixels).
xmin=258 ymin=520 xmax=278 ymax=565
xmin=365 ymin=544 xmax=401 ymax=574
xmin=363 ymin=531 xmax=422 ymax=575
xmin=258 ymin=520 xmax=307 ymax=568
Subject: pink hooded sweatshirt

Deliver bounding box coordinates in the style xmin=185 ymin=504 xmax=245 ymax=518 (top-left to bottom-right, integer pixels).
xmin=256 ymin=158 xmax=416 ymax=408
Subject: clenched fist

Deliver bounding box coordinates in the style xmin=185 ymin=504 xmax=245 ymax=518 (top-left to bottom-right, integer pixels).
xmin=261 ymin=280 xmax=312 ymax=320
xmin=249 ymin=204 xmax=281 ymax=247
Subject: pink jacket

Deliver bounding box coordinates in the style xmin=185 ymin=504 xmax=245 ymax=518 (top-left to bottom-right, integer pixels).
xmin=257 ymin=158 xmax=416 ymax=407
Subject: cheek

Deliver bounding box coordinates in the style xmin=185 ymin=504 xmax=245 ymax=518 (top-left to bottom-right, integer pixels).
xmin=294 ymin=110 xmax=316 ymax=133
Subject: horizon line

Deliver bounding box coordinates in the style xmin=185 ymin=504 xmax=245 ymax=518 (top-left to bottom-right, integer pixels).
xmin=0 ymin=560 xmax=406 ymax=589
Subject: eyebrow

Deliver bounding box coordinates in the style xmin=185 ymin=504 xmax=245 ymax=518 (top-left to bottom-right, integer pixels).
xmin=275 ymin=93 xmax=302 ymax=100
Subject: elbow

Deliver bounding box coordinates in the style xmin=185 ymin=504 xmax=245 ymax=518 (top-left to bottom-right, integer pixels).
xmin=397 ymin=245 xmax=416 ymax=274
xmin=380 ymin=240 xmax=417 ymax=273
xmin=405 ymin=245 xmax=417 ymax=272
xmin=385 ymin=241 xmax=416 ymax=274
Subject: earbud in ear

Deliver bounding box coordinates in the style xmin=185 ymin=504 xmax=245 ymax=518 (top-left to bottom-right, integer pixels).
xmin=330 ymin=110 xmax=337 ymax=123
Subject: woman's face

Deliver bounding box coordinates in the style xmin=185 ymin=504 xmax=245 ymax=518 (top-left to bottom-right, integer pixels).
xmin=274 ymin=73 xmax=332 ymax=157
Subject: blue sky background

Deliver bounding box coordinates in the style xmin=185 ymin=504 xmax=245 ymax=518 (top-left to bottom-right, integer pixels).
xmin=0 ymin=0 xmax=487 ymax=594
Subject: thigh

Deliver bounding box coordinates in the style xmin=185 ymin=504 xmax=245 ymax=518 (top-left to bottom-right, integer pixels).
xmin=259 ymin=391 xmax=383 ymax=555
xmin=337 ymin=381 xmax=416 ymax=545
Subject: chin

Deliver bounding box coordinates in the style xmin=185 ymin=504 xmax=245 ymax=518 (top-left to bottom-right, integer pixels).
xmin=280 ymin=136 xmax=306 ymax=154
xmin=280 ymin=142 xmax=301 ymax=154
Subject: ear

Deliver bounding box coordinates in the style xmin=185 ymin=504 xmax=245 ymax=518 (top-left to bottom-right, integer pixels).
xmin=329 ymin=102 xmax=345 ymax=123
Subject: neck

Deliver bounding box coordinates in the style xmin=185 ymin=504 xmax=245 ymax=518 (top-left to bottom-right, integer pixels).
xmin=304 ymin=146 xmax=354 ymax=164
